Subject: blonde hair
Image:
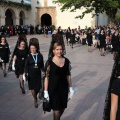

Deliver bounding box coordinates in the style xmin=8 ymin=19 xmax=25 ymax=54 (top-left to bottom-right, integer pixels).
xmin=53 ymin=42 xmax=62 ymax=50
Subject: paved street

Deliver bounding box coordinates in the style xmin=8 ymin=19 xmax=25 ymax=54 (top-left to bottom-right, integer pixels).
xmin=0 ymin=35 xmax=113 ymax=120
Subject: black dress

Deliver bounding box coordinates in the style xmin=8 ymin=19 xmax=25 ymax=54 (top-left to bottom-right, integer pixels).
xmin=45 ymin=57 xmax=71 ymax=110
xmin=0 ymin=43 xmax=10 ymax=63
xmin=111 ymin=78 xmax=120 ymax=120
xmin=111 ymin=34 xmax=120 ymax=52
xmin=87 ymin=33 xmax=93 ymax=46
xmin=70 ymin=33 xmax=75 ymax=44
xmin=99 ymin=34 xmax=106 ymax=48
xmin=25 ymin=53 xmax=44 ymax=92
xmin=14 ymin=48 xmax=28 ymax=78
xmin=45 ymin=28 xmax=48 ymax=35
xmin=66 ymin=31 xmax=71 ymax=40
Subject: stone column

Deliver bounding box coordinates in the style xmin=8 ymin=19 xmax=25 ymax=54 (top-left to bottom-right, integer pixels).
xmin=1 ymin=16 xmax=5 ymax=25
xmin=24 ymin=18 xmax=28 ymax=25
xmin=15 ymin=16 xmax=19 ymax=25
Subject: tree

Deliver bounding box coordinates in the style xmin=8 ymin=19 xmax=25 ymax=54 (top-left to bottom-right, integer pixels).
xmin=115 ymin=9 xmax=120 ymax=22
xmin=53 ymin=0 xmax=120 ymax=24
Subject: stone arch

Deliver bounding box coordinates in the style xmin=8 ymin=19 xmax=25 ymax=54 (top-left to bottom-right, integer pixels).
xmin=41 ymin=13 xmax=52 ymax=26
xmin=5 ymin=8 xmax=16 ymax=25
xmin=37 ymin=7 xmax=56 ymax=26
xmin=19 ymin=10 xmax=26 ymax=25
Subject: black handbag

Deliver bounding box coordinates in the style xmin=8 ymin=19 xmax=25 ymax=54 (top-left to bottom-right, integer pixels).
xmin=43 ymin=99 xmax=51 ymax=113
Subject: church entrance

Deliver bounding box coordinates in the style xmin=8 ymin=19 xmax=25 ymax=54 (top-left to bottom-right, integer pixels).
xmin=41 ymin=14 xmax=52 ymax=26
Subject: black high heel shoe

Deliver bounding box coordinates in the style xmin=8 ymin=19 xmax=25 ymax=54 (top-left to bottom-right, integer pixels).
xmin=22 ymin=88 xmax=25 ymax=94
xmin=4 ymin=73 xmax=7 ymax=77
xmin=34 ymin=99 xmax=38 ymax=108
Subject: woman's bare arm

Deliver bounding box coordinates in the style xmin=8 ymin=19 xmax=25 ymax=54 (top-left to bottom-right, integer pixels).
xmin=110 ymin=93 xmax=118 ymax=120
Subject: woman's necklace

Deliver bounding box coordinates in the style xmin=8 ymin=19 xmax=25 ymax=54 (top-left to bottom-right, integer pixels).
xmin=53 ymin=57 xmax=63 ymax=64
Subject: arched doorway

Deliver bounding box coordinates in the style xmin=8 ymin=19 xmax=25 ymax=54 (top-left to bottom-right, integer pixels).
xmin=5 ymin=9 xmax=15 ymax=25
xmin=19 ymin=11 xmax=25 ymax=25
xmin=41 ymin=14 xmax=52 ymax=26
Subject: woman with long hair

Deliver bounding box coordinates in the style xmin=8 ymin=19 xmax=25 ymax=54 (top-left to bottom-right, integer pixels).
xmin=44 ymin=42 xmax=74 ymax=120
xmin=0 ymin=36 xmax=10 ymax=77
xmin=25 ymin=38 xmax=44 ymax=108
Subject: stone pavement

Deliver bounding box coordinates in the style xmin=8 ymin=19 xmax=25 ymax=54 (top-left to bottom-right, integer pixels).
xmin=0 ymin=35 xmax=114 ymax=120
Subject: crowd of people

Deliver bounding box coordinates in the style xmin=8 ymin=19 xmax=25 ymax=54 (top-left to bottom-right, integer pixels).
xmin=0 ymin=25 xmax=52 ymax=37
xmin=1 ymin=24 xmax=120 ymax=120
xmin=55 ymin=25 xmax=120 ymax=60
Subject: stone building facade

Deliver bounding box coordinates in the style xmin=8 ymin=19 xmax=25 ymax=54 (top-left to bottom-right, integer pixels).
xmin=0 ymin=0 xmax=109 ymax=29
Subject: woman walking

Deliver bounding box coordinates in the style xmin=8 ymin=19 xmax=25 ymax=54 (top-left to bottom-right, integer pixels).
xmin=103 ymin=52 xmax=120 ymax=120
xmin=66 ymin=29 xmax=71 ymax=46
xmin=99 ymin=29 xmax=106 ymax=56
xmin=8 ymin=35 xmax=28 ymax=72
xmin=25 ymin=38 xmax=44 ymax=108
xmin=111 ymin=30 xmax=120 ymax=60
xmin=0 ymin=36 xmax=11 ymax=77
xmin=45 ymin=26 xmax=48 ymax=38
xmin=86 ymin=29 xmax=93 ymax=52
xmin=44 ymin=42 xmax=74 ymax=120
xmin=70 ymin=29 xmax=75 ymax=48
xmin=12 ymin=39 xmax=28 ymax=94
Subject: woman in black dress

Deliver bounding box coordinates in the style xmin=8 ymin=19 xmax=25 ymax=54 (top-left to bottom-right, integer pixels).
xmin=0 ymin=36 xmax=10 ymax=77
xmin=44 ymin=42 xmax=74 ymax=120
xmin=45 ymin=26 xmax=48 ymax=38
xmin=0 ymin=26 xmax=5 ymax=36
xmin=99 ymin=29 xmax=106 ymax=56
xmin=70 ymin=29 xmax=75 ymax=48
xmin=12 ymin=40 xmax=28 ymax=94
xmin=66 ymin=28 xmax=71 ymax=46
xmin=8 ymin=34 xmax=28 ymax=72
xmin=86 ymin=29 xmax=93 ymax=52
xmin=25 ymin=38 xmax=44 ymax=108
xmin=103 ymin=52 xmax=120 ymax=120
xmin=111 ymin=30 xmax=120 ymax=60
xmin=5 ymin=26 xmax=11 ymax=37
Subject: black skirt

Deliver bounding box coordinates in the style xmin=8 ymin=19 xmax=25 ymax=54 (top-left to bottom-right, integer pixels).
xmin=28 ymin=76 xmax=41 ymax=92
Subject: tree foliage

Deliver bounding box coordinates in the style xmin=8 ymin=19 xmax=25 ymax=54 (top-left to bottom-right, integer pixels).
xmin=115 ymin=9 xmax=120 ymax=22
xmin=53 ymin=0 xmax=120 ymax=21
